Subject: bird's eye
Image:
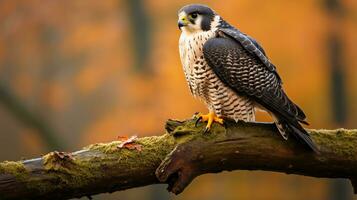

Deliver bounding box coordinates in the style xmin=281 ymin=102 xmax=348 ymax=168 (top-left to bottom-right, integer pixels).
xmin=191 ymin=13 xmax=198 ymax=19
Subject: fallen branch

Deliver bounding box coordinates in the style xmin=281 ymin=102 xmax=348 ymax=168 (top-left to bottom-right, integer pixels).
xmin=0 ymin=118 xmax=356 ymax=199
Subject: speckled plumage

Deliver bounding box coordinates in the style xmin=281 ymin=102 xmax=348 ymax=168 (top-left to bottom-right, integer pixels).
xmin=177 ymin=4 xmax=318 ymax=152
xmin=179 ymin=18 xmax=255 ymax=122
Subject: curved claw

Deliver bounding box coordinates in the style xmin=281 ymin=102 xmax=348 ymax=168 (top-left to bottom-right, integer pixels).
xmin=204 ymin=126 xmax=210 ymax=134
xmin=196 ymin=112 xmax=224 ymax=133
xmin=222 ymin=118 xmax=228 ymax=128
xmin=195 ymin=116 xmax=202 ymax=127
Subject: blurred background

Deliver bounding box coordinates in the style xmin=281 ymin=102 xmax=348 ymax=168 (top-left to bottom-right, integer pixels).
xmin=0 ymin=0 xmax=356 ymax=199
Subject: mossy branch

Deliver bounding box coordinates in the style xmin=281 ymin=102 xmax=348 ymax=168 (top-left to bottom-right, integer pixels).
xmin=0 ymin=119 xmax=356 ymax=200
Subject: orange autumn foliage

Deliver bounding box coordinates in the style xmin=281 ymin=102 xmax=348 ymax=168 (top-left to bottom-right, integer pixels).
xmin=0 ymin=0 xmax=356 ymax=199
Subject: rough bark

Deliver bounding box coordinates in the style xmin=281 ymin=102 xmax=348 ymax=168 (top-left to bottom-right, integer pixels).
xmin=0 ymin=118 xmax=356 ymax=200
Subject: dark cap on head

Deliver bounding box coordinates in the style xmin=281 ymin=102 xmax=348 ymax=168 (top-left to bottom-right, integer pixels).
xmin=178 ymin=4 xmax=216 ymax=31
xmin=178 ymin=4 xmax=215 ymax=16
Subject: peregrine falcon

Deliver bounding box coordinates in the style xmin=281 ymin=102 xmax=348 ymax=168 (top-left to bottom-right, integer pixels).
xmin=177 ymin=4 xmax=318 ymax=152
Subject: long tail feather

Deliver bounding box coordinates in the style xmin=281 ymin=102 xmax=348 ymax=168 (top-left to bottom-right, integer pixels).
xmin=276 ymin=119 xmax=319 ymax=153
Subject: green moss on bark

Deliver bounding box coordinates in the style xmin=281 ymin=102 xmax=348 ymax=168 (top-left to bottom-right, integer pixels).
xmin=34 ymin=152 xmax=94 ymax=193
xmin=309 ymin=129 xmax=357 ymax=158
xmin=0 ymin=161 xmax=27 ymax=179
xmin=168 ymin=119 xmax=227 ymax=144
xmin=1 ymin=119 xmax=356 ymax=199
xmin=30 ymin=134 xmax=179 ymax=194
xmin=85 ymin=134 xmax=176 ymax=159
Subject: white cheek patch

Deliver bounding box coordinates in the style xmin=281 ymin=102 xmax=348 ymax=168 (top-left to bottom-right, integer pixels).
xmin=210 ymin=15 xmax=221 ymax=29
xmin=184 ymin=15 xmax=204 ymax=33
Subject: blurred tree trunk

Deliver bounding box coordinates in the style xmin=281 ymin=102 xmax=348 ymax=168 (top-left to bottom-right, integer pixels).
xmin=124 ymin=1 xmax=162 ymax=199
xmin=126 ymin=0 xmax=151 ymax=72
xmin=323 ymin=0 xmax=351 ymax=199
xmin=0 ymin=84 xmax=64 ymax=150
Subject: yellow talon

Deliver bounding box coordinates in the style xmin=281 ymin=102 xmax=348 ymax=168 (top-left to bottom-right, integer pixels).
xmin=196 ymin=112 xmax=224 ymax=132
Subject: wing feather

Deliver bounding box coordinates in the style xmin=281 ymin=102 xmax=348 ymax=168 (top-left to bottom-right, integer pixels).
xmin=203 ymin=33 xmax=316 ymax=151
xmin=219 ymin=28 xmax=280 ymax=80
xmin=217 ymin=28 xmax=307 ymax=122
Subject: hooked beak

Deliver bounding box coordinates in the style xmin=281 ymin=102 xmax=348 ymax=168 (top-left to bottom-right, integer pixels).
xmin=178 ymin=16 xmax=189 ymax=30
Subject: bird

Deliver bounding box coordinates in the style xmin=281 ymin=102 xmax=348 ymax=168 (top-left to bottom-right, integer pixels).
xmin=177 ymin=4 xmax=318 ymax=152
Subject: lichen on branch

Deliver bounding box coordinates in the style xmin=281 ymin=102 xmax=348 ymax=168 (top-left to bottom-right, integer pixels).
xmin=0 ymin=118 xmax=356 ymax=200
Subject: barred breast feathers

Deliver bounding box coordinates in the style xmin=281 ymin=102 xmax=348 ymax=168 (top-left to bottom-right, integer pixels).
xmin=179 ymin=15 xmax=221 ymax=96
xmin=178 ymin=15 xmax=255 ymax=122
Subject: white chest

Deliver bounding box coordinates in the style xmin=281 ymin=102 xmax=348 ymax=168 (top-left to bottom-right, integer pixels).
xmin=178 ymin=30 xmax=216 ymax=93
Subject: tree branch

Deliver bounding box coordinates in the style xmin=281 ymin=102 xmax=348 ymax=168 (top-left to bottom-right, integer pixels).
xmin=0 ymin=118 xmax=356 ymax=199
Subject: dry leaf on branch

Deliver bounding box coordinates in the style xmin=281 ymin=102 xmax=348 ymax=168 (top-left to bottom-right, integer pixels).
xmin=117 ymin=135 xmax=142 ymax=151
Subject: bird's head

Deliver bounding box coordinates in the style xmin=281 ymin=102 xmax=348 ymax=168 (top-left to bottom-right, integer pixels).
xmin=178 ymin=4 xmax=219 ymax=34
